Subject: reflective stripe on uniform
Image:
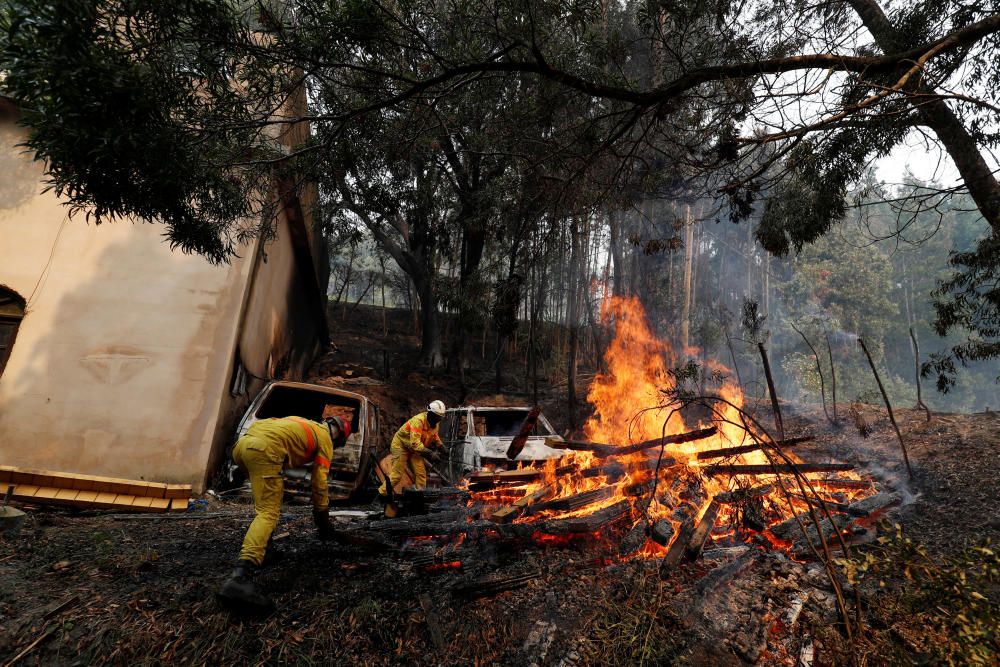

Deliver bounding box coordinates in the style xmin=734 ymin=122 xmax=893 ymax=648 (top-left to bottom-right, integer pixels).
xmin=315 ymin=455 xmax=331 ymax=468
xmin=286 ymin=416 xmax=318 ymax=460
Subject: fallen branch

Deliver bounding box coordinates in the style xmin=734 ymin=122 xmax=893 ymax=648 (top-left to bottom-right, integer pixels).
xmin=858 ymin=337 xmax=913 ymax=479
xmin=703 ymin=463 xmax=855 ymax=476
xmin=695 ymin=436 xmax=814 ymax=460
xmin=544 ymin=426 xmax=717 ymax=457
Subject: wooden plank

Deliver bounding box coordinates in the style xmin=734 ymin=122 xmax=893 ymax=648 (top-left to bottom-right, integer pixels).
xmin=489 ymin=486 xmax=553 ymax=524
xmin=165 ymin=484 xmax=192 ymax=500
xmin=0 ymin=465 xmax=183 ymax=498
xmin=660 ymin=516 xmax=697 ymax=573
xmin=92 ymin=492 xmax=120 ymax=509
xmin=533 ymin=500 xmax=631 ymax=535
xmin=169 ymin=498 xmax=190 ymax=512
xmin=33 ymin=487 xmax=62 ymax=502
xmin=685 ymin=500 xmax=721 ymax=560
xmin=74 ymin=491 xmax=100 ymax=505
xmin=695 ymin=436 xmax=814 ymax=460
xmin=53 ymin=488 xmax=80 ymax=503
xmin=525 ymin=486 xmax=616 ymax=515
xmin=703 ymin=463 xmax=855 ymax=476
xmin=148 ymin=498 xmax=171 ymax=511
xmin=11 ymin=484 xmax=41 ymax=499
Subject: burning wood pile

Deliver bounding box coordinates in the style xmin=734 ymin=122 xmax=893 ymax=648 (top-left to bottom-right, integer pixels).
xmin=340 ymin=297 xmax=900 ymax=580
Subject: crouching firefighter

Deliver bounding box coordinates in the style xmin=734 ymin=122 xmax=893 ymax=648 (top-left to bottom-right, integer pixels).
xmin=217 ymin=415 xmax=349 ymax=612
xmin=378 ymin=401 xmax=446 ymax=508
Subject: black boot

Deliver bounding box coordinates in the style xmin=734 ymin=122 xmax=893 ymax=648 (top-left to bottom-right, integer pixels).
xmin=216 ymin=560 xmax=275 ymax=615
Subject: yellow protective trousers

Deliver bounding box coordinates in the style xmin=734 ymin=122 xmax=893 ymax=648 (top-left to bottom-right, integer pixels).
xmin=378 ymin=440 xmax=427 ymax=495
xmin=232 ymin=435 xmax=285 ymax=566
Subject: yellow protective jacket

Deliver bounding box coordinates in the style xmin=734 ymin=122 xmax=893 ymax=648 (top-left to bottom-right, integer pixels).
xmin=391 ymin=412 xmax=442 ymax=453
xmin=244 ymin=417 xmax=334 ymax=511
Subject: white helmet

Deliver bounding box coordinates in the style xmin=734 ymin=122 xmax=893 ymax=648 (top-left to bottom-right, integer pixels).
xmin=427 ymin=400 xmax=446 ymax=417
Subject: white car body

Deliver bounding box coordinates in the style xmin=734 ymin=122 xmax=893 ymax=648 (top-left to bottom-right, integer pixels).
xmin=441 ymin=406 xmax=566 ymax=474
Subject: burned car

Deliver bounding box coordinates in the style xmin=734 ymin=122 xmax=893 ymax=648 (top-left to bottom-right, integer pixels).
xmin=440 ymin=406 xmax=565 ymax=476
xmin=227 ymin=381 xmax=381 ymax=500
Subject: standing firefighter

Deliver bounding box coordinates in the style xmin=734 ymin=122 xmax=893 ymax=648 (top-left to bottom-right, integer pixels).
xmin=217 ymin=414 xmax=349 ymax=613
xmin=379 ymin=401 xmax=446 ymax=500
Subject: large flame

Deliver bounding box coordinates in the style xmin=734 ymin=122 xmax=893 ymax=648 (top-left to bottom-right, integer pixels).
xmin=584 ymin=296 xmax=686 ymax=444
xmin=465 ymin=293 xmax=873 ymax=559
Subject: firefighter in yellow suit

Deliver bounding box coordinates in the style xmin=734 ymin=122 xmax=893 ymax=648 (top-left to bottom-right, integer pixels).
xmin=217 ymin=415 xmax=349 ymax=613
xmin=379 ymin=400 xmax=446 ymax=498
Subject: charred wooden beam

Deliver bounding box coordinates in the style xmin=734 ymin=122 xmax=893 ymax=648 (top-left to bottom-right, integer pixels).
xmin=451 ymin=572 xmax=540 ymax=599
xmin=619 ymin=520 xmax=650 ymax=557
xmin=468 ymin=469 xmax=544 ymax=486
xmin=789 ymin=493 xmax=852 ymax=514
xmin=660 ymin=517 xmax=696 ymax=574
xmin=695 ymin=437 xmax=815 ymax=461
xmin=703 ymin=463 xmax=855 ymax=476
xmin=531 ymin=500 xmax=631 ymax=536
xmin=686 ymin=500 xmax=722 ymax=560
xmin=715 ymin=485 xmax=774 ymax=505
xmin=526 ymin=486 xmax=617 ymax=515
xmin=650 ymin=519 xmax=675 ymax=546
xmin=811 ymin=478 xmax=873 ymax=490
xmin=489 ymin=486 xmax=553 ymax=524
xmin=770 ymin=492 xmax=901 ymax=545
xmin=506 ymin=407 xmax=542 ymax=460
xmin=844 ymin=491 xmax=902 ymax=517
xmin=543 ymin=426 xmax=717 ymax=458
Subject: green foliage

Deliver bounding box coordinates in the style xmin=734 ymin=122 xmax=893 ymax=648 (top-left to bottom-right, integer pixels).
xmin=0 ymin=0 xmax=282 ymax=262
xmin=837 ymin=525 xmax=999 ymax=666
xmin=779 ymin=351 xmax=822 ymax=400
xmin=927 ymin=233 xmax=1000 ymax=391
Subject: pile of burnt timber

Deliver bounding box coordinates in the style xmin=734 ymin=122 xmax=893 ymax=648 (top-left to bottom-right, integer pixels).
xmin=325 ymin=424 xmax=891 ymax=583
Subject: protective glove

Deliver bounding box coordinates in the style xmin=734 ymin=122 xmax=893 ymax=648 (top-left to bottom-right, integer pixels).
xmin=423 ymin=449 xmax=442 ymax=463
xmin=313 ymin=509 xmax=335 ymax=540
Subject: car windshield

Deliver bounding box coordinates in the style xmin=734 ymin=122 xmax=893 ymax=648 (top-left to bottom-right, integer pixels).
xmin=255 ymin=385 xmax=361 ymax=434
xmin=473 ymin=410 xmax=552 ymax=437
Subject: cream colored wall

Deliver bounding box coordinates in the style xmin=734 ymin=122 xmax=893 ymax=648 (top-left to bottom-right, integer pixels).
xmin=0 ymin=121 xmax=254 ymax=487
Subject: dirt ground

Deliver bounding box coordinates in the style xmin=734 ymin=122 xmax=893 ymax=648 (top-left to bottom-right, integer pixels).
xmin=1 ymin=306 xmax=997 ymax=666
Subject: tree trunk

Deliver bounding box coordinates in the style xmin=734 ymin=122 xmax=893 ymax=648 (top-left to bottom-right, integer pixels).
xmin=414 ymin=274 xmax=444 ymax=367
xmin=608 ymin=209 xmax=625 ymax=296
xmin=567 ymin=216 xmax=582 ymax=431
xmin=681 ymin=205 xmax=694 ymax=351
xmin=847 ymin=0 xmax=1000 ymax=233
